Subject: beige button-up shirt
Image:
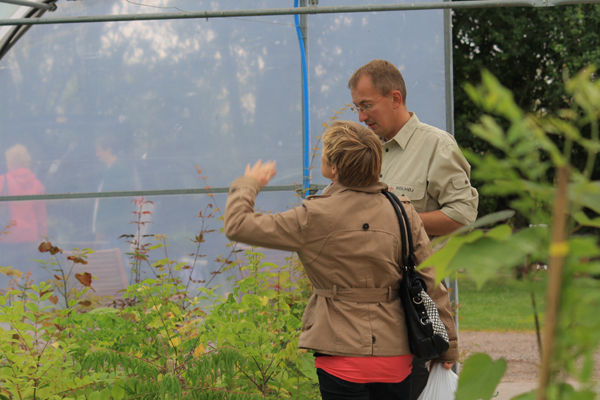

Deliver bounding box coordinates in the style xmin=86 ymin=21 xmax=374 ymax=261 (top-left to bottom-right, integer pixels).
xmin=381 ymin=113 xmax=478 ymax=227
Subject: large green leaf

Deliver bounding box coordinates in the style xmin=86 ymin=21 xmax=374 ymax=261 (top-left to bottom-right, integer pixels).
xmin=297 ymin=352 xmax=318 ymax=381
xmin=456 ymin=353 xmax=506 ymax=400
xmin=421 ymin=230 xmax=484 ymax=284
xmin=573 ymin=211 xmax=600 ymax=228
xmin=448 ymin=211 xmax=516 ymax=237
xmin=111 ymin=381 xmax=125 ymax=400
xmin=570 ymin=181 xmax=600 ymax=214
xmin=449 ymin=237 xmax=524 ymax=288
xmin=546 ymin=383 xmax=597 ymax=400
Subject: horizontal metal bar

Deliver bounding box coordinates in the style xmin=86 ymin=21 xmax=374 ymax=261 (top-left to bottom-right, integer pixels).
xmin=0 ymin=184 xmax=329 ymax=202
xmin=0 ymin=0 xmax=575 ymax=27
xmin=0 ymin=0 xmax=54 ymax=11
xmin=550 ymin=0 xmax=599 ymax=4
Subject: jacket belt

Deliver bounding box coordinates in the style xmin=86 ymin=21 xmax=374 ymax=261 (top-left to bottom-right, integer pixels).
xmin=314 ymin=285 xmax=398 ymax=303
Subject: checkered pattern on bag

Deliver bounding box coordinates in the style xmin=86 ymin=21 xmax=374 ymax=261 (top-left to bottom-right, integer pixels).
xmin=420 ymin=289 xmax=449 ymax=343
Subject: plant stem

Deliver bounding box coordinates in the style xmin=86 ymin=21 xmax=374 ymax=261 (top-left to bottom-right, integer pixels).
xmin=537 ymin=165 xmax=569 ymax=400
xmin=531 ymin=291 xmax=542 ymax=357
xmin=583 ymin=119 xmax=598 ymax=180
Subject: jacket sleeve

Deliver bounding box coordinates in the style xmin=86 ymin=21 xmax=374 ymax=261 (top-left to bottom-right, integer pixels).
xmin=224 ymin=176 xmax=308 ymax=252
xmin=405 ymin=200 xmax=459 ymax=363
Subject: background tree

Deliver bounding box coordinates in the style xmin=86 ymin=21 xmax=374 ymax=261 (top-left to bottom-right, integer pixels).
xmin=453 ymin=4 xmax=600 ymax=225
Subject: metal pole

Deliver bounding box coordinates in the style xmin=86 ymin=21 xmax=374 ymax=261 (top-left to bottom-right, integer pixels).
xmin=0 ymin=0 xmax=55 ymax=11
xmin=300 ymin=0 xmax=310 ymax=197
xmin=295 ymin=0 xmax=311 ymax=198
xmin=443 ymin=0 xmax=460 ymax=374
xmin=2 ymin=0 xmax=589 ymax=27
xmin=0 ymin=184 xmax=330 ymax=203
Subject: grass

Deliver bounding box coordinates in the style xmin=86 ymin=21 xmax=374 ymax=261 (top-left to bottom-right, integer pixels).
xmin=456 ymin=271 xmax=547 ymax=332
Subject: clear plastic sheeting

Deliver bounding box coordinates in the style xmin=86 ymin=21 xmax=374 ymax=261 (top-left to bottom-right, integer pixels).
xmin=0 ymin=191 xmax=300 ymax=290
xmin=0 ymin=2 xmax=29 ymax=45
xmin=1 ymin=0 xmax=304 ymax=194
xmin=308 ymin=0 xmax=446 ymax=186
xmin=0 ymin=0 xmax=447 ymax=292
xmin=0 ymin=2 xmax=21 ymax=19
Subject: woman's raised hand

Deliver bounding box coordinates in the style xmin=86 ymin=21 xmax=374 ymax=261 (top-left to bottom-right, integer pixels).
xmin=244 ymin=160 xmax=277 ymax=187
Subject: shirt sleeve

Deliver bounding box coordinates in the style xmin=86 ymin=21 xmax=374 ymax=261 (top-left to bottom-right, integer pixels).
xmin=428 ymin=143 xmax=478 ymax=226
xmin=224 ymin=176 xmax=308 ymax=252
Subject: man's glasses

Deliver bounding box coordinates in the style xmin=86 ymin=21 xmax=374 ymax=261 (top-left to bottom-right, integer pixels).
xmin=350 ymin=93 xmax=390 ymax=114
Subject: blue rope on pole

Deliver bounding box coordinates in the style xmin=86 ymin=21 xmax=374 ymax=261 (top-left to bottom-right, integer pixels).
xmin=294 ymin=0 xmax=311 ymax=197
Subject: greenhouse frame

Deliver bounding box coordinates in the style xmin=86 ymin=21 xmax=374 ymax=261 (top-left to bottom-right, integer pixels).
xmin=0 ymin=0 xmax=597 ymax=312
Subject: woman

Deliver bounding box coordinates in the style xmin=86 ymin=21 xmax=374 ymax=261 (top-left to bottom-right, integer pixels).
xmin=0 ymin=144 xmax=48 ymax=288
xmin=224 ymin=121 xmax=457 ymax=399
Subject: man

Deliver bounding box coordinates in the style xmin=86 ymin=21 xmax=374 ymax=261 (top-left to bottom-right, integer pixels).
xmin=348 ymin=59 xmax=478 ymax=397
xmin=92 ymin=135 xmax=131 ymax=247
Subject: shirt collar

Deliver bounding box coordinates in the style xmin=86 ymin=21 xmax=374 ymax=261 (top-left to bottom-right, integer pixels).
xmin=388 ymin=112 xmax=419 ymax=150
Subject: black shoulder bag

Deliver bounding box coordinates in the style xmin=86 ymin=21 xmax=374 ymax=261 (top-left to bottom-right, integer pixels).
xmin=383 ymin=190 xmax=450 ymax=360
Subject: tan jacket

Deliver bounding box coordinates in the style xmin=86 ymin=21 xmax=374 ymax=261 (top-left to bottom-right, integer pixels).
xmin=224 ymin=177 xmax=458 ymax=362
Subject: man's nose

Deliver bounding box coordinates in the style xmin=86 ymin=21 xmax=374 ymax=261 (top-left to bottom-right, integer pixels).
xmin=358 ymin=110 xmax=368 ymax=122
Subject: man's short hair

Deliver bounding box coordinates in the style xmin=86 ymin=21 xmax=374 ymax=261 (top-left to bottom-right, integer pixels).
xmin=322 ymin=120 xmax=382 ymax=187
xmin=348 ymin=59 xmax=407 ymax=105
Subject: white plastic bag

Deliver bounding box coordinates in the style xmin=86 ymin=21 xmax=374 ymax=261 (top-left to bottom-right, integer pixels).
xmin=416 ymin=362 xmax=458 ymax=400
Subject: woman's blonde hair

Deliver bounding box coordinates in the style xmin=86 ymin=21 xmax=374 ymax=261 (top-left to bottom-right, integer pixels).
xmin=322 ymin=120 xmax=382 ymax=187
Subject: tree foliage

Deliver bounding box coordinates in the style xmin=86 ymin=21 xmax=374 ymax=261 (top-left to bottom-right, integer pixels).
xmin=430 ymin=66 xmax=600 ymax=400
xmin=453 ymin=4 xmax=600 ymax=224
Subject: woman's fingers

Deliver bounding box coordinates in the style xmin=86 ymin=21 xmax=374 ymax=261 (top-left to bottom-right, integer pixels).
xmin=244 ymin=160 xmax=276 ymax=187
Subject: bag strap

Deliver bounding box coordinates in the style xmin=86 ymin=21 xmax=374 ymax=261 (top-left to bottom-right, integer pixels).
xmin=383 ymin=190 xmax=417 ymax=271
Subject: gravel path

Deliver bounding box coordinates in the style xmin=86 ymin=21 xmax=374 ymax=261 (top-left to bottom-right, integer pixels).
xmin=459 ymin=331 xmax=600 ymax=382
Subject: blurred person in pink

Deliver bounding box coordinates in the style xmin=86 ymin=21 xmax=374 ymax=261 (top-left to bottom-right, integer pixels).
xmin=0 ymin=144 xmax=48 ymax=287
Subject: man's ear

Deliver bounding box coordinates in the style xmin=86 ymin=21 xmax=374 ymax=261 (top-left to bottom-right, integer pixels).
xmin=391 ymin=90 xmax=403 ymax=109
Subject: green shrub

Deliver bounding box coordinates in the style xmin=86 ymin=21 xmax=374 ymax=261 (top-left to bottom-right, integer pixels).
xmin=426 ymin=67 xmax=600 ymax=400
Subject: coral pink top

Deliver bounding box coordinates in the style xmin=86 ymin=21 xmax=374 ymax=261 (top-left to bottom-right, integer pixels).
xmin=0 ymin=168 xmax=47 ymax=243
xmin=315 ymin=355 xmax=412 ymax=383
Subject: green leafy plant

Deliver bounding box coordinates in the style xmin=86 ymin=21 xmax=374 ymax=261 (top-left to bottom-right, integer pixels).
xmin=61 ymin=249 xmax=317 ymax=399
xmin=35 ymin=242 xmax=98 ymax=310
xmin=199 ymin=250 xmax=317 ymax=398
xmin=0 ymin=282 xmax=107 ymax=400
xmin=425 ymin=67 xmax=600 ymax=400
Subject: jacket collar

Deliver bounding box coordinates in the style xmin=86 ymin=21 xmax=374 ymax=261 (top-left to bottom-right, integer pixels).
xmin=314 ymin=181 xmax=388 ymax=198
xmin=388 ymin=112 xmax=419 ymax=150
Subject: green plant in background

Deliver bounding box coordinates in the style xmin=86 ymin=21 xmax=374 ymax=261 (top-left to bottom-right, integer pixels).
xmin=424 ymin=67 xmax=599 ymax=400
xmin=194 ymin=166 xmax=245 ymax=288
xmin=0 ymin=282 xmax=107 ymax=400
xmin=58 ymin=249 xmax=317 ymax=399
xmin=121 ymin=197 xmax=158 ymax=286
xmin=453 ymin=4 xmax=600 ymax=223
xmin=199 ymin=250 xmax=317 ymax=398
xmin=34 ymin=242 xmax=96 ymax=309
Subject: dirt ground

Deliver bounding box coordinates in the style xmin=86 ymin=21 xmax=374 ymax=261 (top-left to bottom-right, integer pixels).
xmin=459 ymin=331 xmax=600 ymax=382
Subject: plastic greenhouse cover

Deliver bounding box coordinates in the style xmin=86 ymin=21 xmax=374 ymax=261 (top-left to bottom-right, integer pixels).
xmin=0 ymin=2 xmax=31 ymax=45
xmin=0 ymin=0 xmax=447 ymax=291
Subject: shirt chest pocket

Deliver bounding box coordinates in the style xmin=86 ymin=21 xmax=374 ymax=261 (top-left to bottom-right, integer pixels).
xmin=387 ymin=182 xmax=427 ymax=212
